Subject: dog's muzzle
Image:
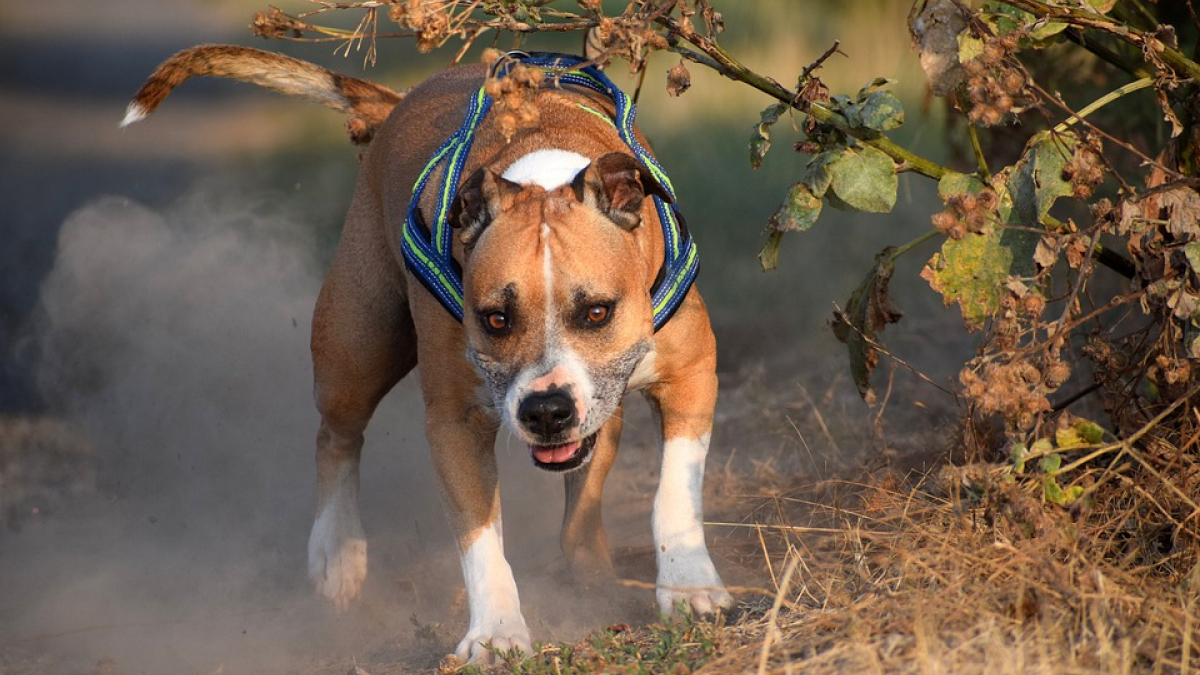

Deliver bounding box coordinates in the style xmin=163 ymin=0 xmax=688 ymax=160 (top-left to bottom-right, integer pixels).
xmin=518 ymin=388 xmax=595 ymax=471
xmin=517 ymin=389 xmax=576 ymax=437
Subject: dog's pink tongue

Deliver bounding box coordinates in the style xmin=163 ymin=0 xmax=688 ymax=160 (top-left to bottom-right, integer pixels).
xmin=532 ymin=441 xmax=581 ymax=464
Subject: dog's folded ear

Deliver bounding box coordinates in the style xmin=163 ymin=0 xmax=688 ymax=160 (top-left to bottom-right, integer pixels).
xmin=572 ymin=152 xmax=672 ymax=230
xmin=449 ymin=168 xmax=524 ymax=246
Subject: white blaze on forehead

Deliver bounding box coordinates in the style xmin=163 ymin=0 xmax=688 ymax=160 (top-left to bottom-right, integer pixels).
xmin=542 ymin=222 xmax=554 ymax=339
xmin=500 ymin=219 xmax=599 ymax=441
xmin=503 ymin=149 xmax=591 ymax=190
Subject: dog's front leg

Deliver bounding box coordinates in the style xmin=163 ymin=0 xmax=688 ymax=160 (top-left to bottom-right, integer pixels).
xmin=425 ymin=409 xmax=531 ymax=663
xmin=646 ymin=366 xmax=733 ymax=618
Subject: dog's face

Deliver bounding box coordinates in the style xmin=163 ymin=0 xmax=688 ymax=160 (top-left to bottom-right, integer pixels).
xmin=454 ymin=152 xmax=666 ymax=471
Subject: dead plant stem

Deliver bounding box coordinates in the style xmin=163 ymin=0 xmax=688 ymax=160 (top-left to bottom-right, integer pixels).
xmin=756 ymin=552 xmax=800 ymax=675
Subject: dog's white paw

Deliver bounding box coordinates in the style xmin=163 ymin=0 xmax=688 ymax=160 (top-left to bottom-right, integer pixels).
xmin=656 ymin=549 xmax=733 ymax=617
xmin=455 ymin=617 xmax=532 ymax=664
xmin=308 ymin=506 xmax=367 ymax=610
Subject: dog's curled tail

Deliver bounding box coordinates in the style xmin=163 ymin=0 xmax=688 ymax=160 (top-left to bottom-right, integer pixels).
xmin=121 ymin=44 xmax=405 ymax=144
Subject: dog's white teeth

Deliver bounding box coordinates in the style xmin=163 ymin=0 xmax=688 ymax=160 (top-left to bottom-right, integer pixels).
xmin=119 ymin=102 xmax=148 ymax=128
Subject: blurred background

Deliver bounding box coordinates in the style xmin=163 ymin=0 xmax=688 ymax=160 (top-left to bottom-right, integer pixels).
xmin=0 ymin=1 xmax=971 ymax=673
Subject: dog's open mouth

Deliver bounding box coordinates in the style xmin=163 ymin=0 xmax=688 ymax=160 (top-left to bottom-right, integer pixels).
xmin=530 ymin=432 xmax=598 ymax=472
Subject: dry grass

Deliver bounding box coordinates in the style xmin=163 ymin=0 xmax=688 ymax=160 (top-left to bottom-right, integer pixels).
xmin=644 ymin=456 xmax=1200 ymax=675
xmin=444 ymin=453 xmax=1200 ymax=674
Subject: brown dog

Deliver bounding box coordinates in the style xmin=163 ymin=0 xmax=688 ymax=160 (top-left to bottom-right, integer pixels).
xmin=125 ymin=45 xmax=731 ymax=662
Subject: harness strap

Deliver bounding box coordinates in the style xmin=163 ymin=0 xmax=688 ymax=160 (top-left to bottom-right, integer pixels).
xmin=401 ymin=52 xmax=698 ymax=331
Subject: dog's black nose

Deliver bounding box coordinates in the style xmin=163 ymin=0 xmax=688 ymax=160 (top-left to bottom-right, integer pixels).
xmin=518 ymin=390 xmax=577 ymax=437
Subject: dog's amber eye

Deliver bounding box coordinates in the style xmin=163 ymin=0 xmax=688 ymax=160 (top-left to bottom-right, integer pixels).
xmin=484 ymin=312 xmax=509 ymax=333
xmin=585 ymin=305 xmax=610 ymax=325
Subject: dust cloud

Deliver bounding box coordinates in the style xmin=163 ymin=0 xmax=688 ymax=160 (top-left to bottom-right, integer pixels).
xmin=1 ymin=179 xmax=518 ymax=674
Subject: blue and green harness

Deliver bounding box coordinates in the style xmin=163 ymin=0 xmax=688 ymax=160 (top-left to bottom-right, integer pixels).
xmin=400 ymin=53 xmax=698 ymax=332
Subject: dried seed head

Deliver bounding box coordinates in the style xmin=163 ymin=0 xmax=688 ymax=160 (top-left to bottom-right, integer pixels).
xmin=962 ymin=37 xmax=1027 ymax=128
xmin=1063 ymin=141 xmax=1105 ymax=199
xmin=970 ymin=104 xmax=1005 ymax=127
xmin=1044 ymin=361 xmax=1071 ymax=389
xmin=252 ymin=7 xmax=306 ymax=39
xmin=481 ymin=48 xmax=503 ymax=66
xmin=983 ymin=41 xmax=1007 ymax=65
xmin=932 ymin=210 xmax=959 ymax=233
xmin=482 ymin=60 xmax=545 ymax=143
xmin=977 ymin=188 xmax=999 ymax=211
xmin=1022 ymin=293 xmax=1046 ymax=318
xmin=666 ymin=61 xmax=692 ymax=97
xmin=496 ymin=111 xmax=518 ymax=143
xmin=965 ymin=209 xmax=988 ymax=233
xmin=1002 ymin=70 xmax=1026 ymax=95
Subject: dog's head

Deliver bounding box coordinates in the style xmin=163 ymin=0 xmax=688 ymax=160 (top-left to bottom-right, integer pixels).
xmin=452 ymin=151 xmax=668 ymax=472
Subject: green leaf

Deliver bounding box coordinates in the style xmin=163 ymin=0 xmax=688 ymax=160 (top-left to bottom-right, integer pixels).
xmin=1076 ymin=419 xmax=1105 ymax=444
xmin=1185 ymin=241 xmax=1200 ymax=274
xmin=1051 ymin=418 xmax=1105 ymax=449
xmin=857 ymin=77 xmax=895 ymax=97
xmin=923 ymin=171 xmax=1035 ymax=329
xmin=1055 ymin=426 xmax=1085 ymax=449
xmin=1043 ymin=476 xmax=1067 ymax=504
xmin=982 ymin=2 xmax=1033 ymax=34
xmin=832 ymin=248 xmax=904 ymax=403
xmin=938 ymin=171 xmax=988 ymax=199
xmin=1083 ymin=0 xmax=1117 ymax=12
xmin=769 ymin=181 xmax=823 ymax=233
xmin=1039 ymin=452 xmax=1062 ymax=474
xmin=826 ymin=146 xmax=898 ymax=213
xmin=759 ymin=232 xmax=784 ymax=272
xmin=957 ymin=33 xmax=985 ymax=64
xmin=801 ymin=150 xmax=839 ymax=197
xmin=1031 ymin=438 xmax=1054 ymax=455
xmin=831 ymin=79 xmax=905 ymax=133
xmin=1028 ymin=20 xmax=1068 ymax=41
xmin=855 ymin=90 xmax=906 ymax=132
xmin=829 ymin=93 xmax=854 ymax=112
xmin=1011 ymin=442 xmax=1028 ymax=473
xmin=761 ymin=177 xmax=823 ymax=272
xmin=1008 ymin=131 xmax=1077 ymax=227
xmin=921 ymin=226 xmax=1037 ymax=330
xmin=1043 ymin=469 xmax=1083 ymax=505
xmin=750 ymin=102 xmax=788 ymax=170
